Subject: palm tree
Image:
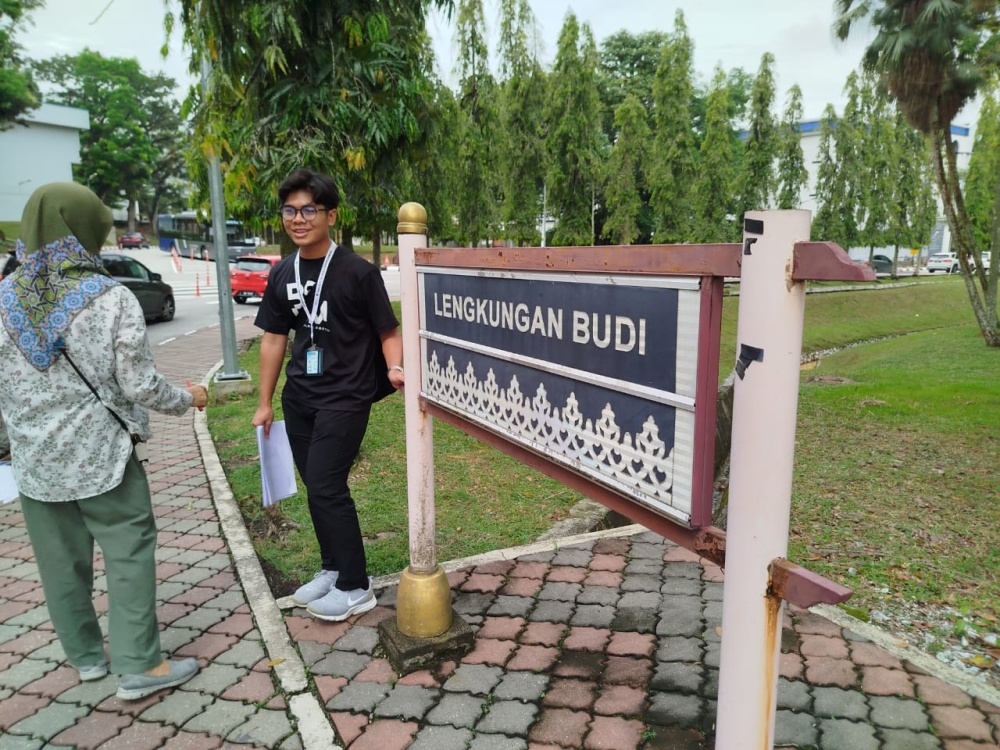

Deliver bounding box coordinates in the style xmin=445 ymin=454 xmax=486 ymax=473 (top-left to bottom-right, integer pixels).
xmin=833 ymin=0 xmax=1000 ymax=345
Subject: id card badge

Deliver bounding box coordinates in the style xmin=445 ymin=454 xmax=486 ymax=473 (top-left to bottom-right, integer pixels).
xmin=305 ymin=345 xmax=324 ymax=376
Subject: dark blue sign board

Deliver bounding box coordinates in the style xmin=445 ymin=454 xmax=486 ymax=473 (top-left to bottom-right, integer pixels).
xmin=418 ymin=267 xmax=719 ymax=528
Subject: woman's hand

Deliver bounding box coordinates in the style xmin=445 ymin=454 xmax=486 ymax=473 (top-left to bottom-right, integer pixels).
xmin=186 ymin=385 xmax=208 ymax=409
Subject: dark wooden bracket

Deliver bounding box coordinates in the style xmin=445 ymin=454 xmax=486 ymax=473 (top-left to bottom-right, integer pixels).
xmin=792 ymin=241 xmax=875 ymax=282
xmin=769 ymin=558 xmax=853 ymax=608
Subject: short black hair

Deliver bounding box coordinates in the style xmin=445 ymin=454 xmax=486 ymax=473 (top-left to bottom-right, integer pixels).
xmin=278 ymin=169 xmax=340 ymax=209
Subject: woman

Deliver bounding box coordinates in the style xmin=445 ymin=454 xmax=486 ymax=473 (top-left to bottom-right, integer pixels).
xmin=0 ymin=183 xmax=209 ymax=700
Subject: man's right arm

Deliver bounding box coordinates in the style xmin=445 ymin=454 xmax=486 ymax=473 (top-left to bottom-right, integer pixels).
xmin=253 ymin=331 xmax=288 ymax=437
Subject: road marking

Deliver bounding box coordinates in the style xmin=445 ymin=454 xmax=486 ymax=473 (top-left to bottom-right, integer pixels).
xmin=158 ymin=337 xmax=177 ymax=346
xmin=184 ymin=330 xmax=198 ymax=336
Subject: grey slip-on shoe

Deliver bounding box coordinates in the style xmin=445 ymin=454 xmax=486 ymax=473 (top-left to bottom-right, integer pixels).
xmin=116 ymin=657 xmax=199 ymax=700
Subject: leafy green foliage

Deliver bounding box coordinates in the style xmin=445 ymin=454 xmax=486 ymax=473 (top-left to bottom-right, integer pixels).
xmin=602 ymin=95 xmax=649 ymax=244
xmin=776 ymin=85 xmax=808 ymax=209
xmin=32 ymin=51 xmax=181 ymax=226
xmin=497 ymin=0 xmax=546 ymax=245
xmin=692 ymin=68 xmax=735 ymax=242
xmin=735 ymin=53 xmax=778 ymax=218
xmin=0 ymin=0 xmax=42 ymax=128
xmin=649 ymin=11 xmax=696 ymax=243
xmin=544 ymin=12 xmax=602 ymax=246
xmin=173 ymin=0 xmax=452 ymax=246
xmin=965 ymin=87 xmax=1000 ymax=254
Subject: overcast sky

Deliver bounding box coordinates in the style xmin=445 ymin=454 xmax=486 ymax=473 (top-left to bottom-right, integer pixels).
xmin=21 ymin=0 xmax=978 ymax=127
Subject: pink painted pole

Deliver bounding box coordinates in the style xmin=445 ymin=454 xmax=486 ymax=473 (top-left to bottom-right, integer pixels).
xmin=715 ymin=210 xmax=812 ymax=749
xmin=396 ymin=205 xmax=436 ymax=574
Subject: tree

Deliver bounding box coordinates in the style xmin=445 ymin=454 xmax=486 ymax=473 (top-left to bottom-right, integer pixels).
xmin=692 ymin=67 xmax=735 ymax=242
xmin=813 ymin=105 xmax=854 ymax=248
xmin=834 ymin=0 xmax=1000 ymax=345
xmin=496 ymin=0 xmax=546 ymax=245
xmin=648 ymin=10 xmax=696 ymax=242
xmin=0 ymin=0 xmax=42 ymax=128
xmin=453 ymin=0 xmax=498 ymax=246
xmin=173 ymin=0 xmax=453 ymax=259
xmin=965 ymin=87 xmax=1000 ymax=256
xmin=32 ymin=51 xmax=175 ymax=229
xmin=544 ymin=12 xmax=602 ymax=246
xmin=776 ymin=84 xmax=808 ymax=209
xmin=735 ymin=52 xmax=778 ymax=219
xmin=890 ymin=112 xmax=937 ymax=277
xmin=598 ymin=30 xmax=667 ymax=140
xmin=602 ymin=95 xmax=650 ymax=245
xmin=857 ymin=72 xmax=895 ymax=263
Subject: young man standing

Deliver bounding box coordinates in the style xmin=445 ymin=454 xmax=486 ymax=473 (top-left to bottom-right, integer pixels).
xmin=252 ymin=169 xmax=404 ymax=621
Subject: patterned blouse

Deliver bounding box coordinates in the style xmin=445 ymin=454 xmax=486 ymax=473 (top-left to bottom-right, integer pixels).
xmin=0 ymin=286 xmax=192 ymax=501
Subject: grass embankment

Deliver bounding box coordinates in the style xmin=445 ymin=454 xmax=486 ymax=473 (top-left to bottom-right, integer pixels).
xmin=207 ymin=277 xmax=999 ymax=631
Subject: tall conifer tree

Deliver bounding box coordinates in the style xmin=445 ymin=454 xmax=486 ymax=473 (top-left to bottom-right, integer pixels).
xmin=544 ymin=12 xmax=602 ymax=246
xmin=735 ymin=52 xmax=778 ymax=218
xmin=776 ymin=84 xmax=808 ymax=209
xmin=649 ymin=11 xmax=696 ymax=242
xmin=603 ymin=95 xmax=650 ymax=245
xmin=692 ymin=67 xmax=734 ymax=242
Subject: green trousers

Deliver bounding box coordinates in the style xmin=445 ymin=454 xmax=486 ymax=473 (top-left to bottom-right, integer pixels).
xmin=20 ymin=453 xmax=161 ymax=674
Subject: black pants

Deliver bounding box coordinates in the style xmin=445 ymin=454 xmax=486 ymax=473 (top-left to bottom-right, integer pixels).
xmin=282 ymin=393 xmax=371 ymax=591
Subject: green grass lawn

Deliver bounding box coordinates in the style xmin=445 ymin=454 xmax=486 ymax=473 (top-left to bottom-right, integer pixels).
xmin=207 ymin=276 xmax=999 ymax=637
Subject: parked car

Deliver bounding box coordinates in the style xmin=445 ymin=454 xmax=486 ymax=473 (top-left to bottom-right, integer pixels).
xmin=0 ymin=253 xmax=175 ymax=322
xmin=982 ymin=252 xmax=992 ymax=273
xmin=230 ymin=254 xmax=281 ymax=304
xmin=867 ymin=254 xmax=893 ymax=275
xmin=118 ymin=232 xmax=150 ymax=249
xmin=926 ymin=252 xmax=969 ymax=274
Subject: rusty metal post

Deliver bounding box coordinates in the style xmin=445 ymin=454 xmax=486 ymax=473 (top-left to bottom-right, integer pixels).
xmin=715 ymin=210 xmax=812 ymax=749
xmin=395 ymin=204 xmax=452 ymax=638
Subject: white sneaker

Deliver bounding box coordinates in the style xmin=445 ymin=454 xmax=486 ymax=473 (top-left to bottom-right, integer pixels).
xmin=306 ymin=577 xmax=376 ymax=622
xmin=292 ymin=570 xmax=339 ymax=606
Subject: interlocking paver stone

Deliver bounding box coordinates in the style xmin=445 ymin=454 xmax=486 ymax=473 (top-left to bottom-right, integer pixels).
xmin=8 ymin=700 xmax=89 ymax=740
xmin=812 ymin=686 xmax=869 ymax=720
xmin=818 ymin=717 xmax=879 ymax=750
xmin=927 ymin=705 xmax=995 ymax=742
xmin=160 ymin=732 xmax=225 ymax=750
xmin=488 ymin=595 xmax=535 ymax=617
xmin=351 ymin=718 xmax=418 ymax=750
xmin=475 ymin=699 xmax=538 ymax=735
xmin=139 ymin=690 xmax=214 ymax=725
xmin=0 ymin=657 xmax=57 ymax=690
xmin=528 ymin=707 xmax=590 ymax=747
xmin=409 ymin=725 xmax=473 ymax=750
xmin=880 ymin=729 xmax=943 ymax=750
xmin=215 ymin=638 xmax=267 ymax=668
xmin=326 ymin=681 xmax=393 ymax=713
xmin=180 ymin=662 xmax=247 ymax=693
xmin=645 ymin=692 xmax=703 ymax=728
xmin=493 ymin=671 xmax=548 ymax=702
xmin=425 ymin=692 xmax=487 ymax=728
xmin=93 ymin=720 xmax=175 ymax=750
xmin=442 ymin=664 xmax=503 ymax=695
xmin=310 ymin=650 xmax=371 ymax=678
xmin=468 ymin=733 xmax=528 ymax=750
xmin=332 ymin=625 xmax=379 ymax=654
xmin=47 ymin=711 xmax=132 ymax=749
xmin=374 ymin=685 xmax=440 ymax=720
xmin=651 ymin=661 xmax=702 ymax=694
xmin=870 ymin=695 xmax=930 ymax=730
xmin=773 ymin=709 xmax=819 ymax=748
xmin=777 ymin=678 xmax=812 ymax=711
xmin=227 ymin=708 xmax=294 ymax=746
xmin=182 ymin=698 xmax=257 ymax=736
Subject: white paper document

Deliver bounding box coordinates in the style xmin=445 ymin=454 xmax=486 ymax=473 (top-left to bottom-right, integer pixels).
xmin=256 ymin=421 xmax=298 ymax=507
xmin=0 ymin=462 xmax=19 ymax=504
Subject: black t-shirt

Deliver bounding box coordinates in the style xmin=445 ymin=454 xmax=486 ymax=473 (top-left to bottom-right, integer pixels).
xmin=254 ymin=245 xmax=399 ymax=410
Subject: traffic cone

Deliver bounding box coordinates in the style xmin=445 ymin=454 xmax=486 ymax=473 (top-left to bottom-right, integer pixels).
xmin=194 ymin=275 xmax=200 ymax=298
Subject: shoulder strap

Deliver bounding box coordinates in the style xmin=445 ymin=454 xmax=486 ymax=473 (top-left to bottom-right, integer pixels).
xmin=58 ymin=345 xmax=132 ymax=437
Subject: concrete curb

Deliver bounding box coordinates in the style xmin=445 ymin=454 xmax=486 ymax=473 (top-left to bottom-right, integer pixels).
xmin=196 ymin=362 xmax=343 ymax=750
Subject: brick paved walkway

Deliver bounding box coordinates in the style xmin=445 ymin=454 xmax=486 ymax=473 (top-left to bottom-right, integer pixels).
xmin=0 ymin=315 xmax=997 ymax=749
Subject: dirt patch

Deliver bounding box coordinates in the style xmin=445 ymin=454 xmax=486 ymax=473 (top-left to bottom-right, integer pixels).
xmin=802 ymin=375 xmax=857 ymax=385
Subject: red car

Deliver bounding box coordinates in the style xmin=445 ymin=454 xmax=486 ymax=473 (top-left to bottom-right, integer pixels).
xmin=118 ymin=232 xmax=150 ymax=249
xmin=231 ymin=254 xmax=281 ymax=303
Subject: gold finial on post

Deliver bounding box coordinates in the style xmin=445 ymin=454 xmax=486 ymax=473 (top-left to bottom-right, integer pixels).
xmin=397 ymin=203 xmax=427 ymax=235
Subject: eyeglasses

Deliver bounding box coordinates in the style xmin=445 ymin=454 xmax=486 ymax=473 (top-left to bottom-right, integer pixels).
xmin=280 ymin=205 xmax=329 ymax=222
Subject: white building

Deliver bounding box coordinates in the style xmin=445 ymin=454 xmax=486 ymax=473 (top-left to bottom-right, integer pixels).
xmin=0 ymin=103 xmax=90 ymax=222
xmin=794 ymin=119 xmax=971 ymax=259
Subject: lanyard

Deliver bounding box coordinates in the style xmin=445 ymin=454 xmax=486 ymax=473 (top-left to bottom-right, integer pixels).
xmin=293 ymin=243 xmax=335 ymax=344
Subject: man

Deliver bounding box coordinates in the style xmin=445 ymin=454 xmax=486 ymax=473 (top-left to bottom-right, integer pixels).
xmin=252 ymin=168 xmax=404 ymax=621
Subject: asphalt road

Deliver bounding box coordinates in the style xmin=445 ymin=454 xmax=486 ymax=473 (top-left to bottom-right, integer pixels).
xmin=120 ymin=248 xmax=402 ymax=348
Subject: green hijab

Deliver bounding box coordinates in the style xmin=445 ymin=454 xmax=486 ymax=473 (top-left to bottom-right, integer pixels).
xmin=0 ymin=182 xmax=118 ymax=370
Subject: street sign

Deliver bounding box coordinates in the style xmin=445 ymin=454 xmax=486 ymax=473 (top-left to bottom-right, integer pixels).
xmin=417 ymin=266 xmax=722 ymax=528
